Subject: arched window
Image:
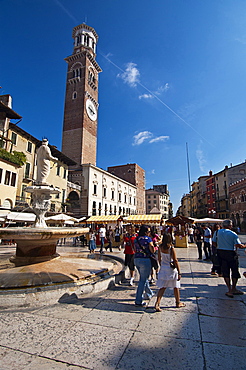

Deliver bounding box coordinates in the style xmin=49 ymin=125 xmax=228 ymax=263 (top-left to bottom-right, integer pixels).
xmin=72 ymin=91 xmax=77 ymax=99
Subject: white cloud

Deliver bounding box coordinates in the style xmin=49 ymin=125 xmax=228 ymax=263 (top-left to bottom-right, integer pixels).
xmin=139 ymin=93 xmax=153 ymax=100
xmin=149 ymin=136 xmax=169 ymax=143
xmin=117 ymin=62 xmax=140 ymax=87
xmin=151 ymin=169 xmax=155 ymax=174
xmin=155 ymin=83 xmax=169 ymax=95
xmin=196 ymin=143 xmax=207 ymax=172
xmin=133 ymin=131 xmax=153 ymax=145
xmin=132 ymin=131 xmax=169 ymax=146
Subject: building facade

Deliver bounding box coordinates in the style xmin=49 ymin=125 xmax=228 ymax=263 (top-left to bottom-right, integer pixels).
xmin=68 ymin=164 xmax=137 ymax=217
xmin=107 ymin=163 xmax=146 ymax=214
xmin=229 ymin=178 xmax=246 ymax=230
xmin=0 ymin=94 xmax=76 ymax=213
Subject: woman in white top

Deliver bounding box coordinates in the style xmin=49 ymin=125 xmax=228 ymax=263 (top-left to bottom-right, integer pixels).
xmin=154 ymin=233 xmax=185 ymax=312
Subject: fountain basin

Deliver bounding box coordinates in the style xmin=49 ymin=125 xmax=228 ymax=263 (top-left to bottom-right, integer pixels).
xmin=0 ymin=227 xmax=89 ymax=266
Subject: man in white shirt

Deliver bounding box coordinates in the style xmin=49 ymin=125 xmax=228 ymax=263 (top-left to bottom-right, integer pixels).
xmin=99 ymin=224 xmax=106 ymax=254
xmin=202 ymin=225 xmax=212 ymax=261
xmin=212 ymin=219 xmax=245 ymax=297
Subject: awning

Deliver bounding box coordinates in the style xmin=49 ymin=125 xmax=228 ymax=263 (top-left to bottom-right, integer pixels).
xmin=166 ymin=215 xmax=195 ymax=225
xmin=126 ymin=214 xmax=163 ymax=223
xmin=45 ymin=214 xmax=79 ymax=222
xmin=6 ymin=212 xmax=36 ymax=222
xmin=86 ymin=215 xmax=122 ymax=223
xmin=193 ymin=218 xmax=223 ymax=224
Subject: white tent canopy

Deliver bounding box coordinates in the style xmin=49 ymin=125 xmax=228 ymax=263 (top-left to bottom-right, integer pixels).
xmin=6 ymin=212 xmax=36 ymax=222
xmin=193 ymin=218 xmax=223 ymax=224
xmin=45 ymin=214 xmax=79 ymax=223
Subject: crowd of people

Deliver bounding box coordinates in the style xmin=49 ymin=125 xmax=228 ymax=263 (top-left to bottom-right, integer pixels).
xmin=74 ymin=219 xmax=246 ymax=308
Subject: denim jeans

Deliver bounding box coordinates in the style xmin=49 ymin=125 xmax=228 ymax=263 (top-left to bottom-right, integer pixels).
xmin=100 ymin=237 xmax=105 ymax=252
xmin=134 ymin=257 xmax=153 ymax=304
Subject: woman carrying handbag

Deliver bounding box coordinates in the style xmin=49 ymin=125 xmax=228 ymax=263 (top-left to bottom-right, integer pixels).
xmin=154 ymin=233 xmax=185 ymax=311
xmin=134 ymin=225 xmax=155 ymax=306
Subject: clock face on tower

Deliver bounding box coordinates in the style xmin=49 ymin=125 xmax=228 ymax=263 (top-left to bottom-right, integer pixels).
xmin=86 ymin=99 xmax=97 ymax=121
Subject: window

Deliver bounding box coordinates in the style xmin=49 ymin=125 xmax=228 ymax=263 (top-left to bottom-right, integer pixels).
xmin=25 ymin=163 xmax=31 ymax=178
xmin=63 ymin=168 xmax=67 ymax=179
xmin=11 ymin=132 xmax=17 ymax=145
xmin=56 ymin=165 xmax=60 ymax=176
xmin=11 ymin=173 xmax=16 ymax=187
xmin=119 ymin=193 xmax=121 ymax=202
xmin=27 ymin=141 xmax=32 ymax=153
xmin=92 ymin=201 xmax=96 ymax=215
xmin=62 ymin=190 xmax=66 ymax=203
xmin=103 ymin=187 xmax=106 ymax=198
xmin=124 ymin=194 xmax=127 ymax=203
xmin=98 ymin=202 xmax=101 ymax=215
xmin=50 ymin=203 xmax=55 ymax=212
xmin=111 ymin=190 xmax=114 ymax=200
xmin=4 ymin=171 xmax=11 ymax=185
xmin=72 ymin=91 xmax=77 ymax=99
xmin=0 ymin=168 xmax=2 ymax=183
xmin=93 ymin=184 xmax=97 ymax=195
xmin=105 ymin=204 xmax=107 ymax=215
xmin=114 ymin=206 xmax=117 ymax=215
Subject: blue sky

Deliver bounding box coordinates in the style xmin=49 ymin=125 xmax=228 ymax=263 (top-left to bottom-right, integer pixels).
xmin=1 ymin=0 xmax=246 ymax=213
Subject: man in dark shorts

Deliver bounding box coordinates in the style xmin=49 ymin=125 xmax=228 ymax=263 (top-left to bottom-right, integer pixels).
xmin=212 ymin=219 xmax=246 ymax=298
xmin=123 ymin=227 xmax=136 ymax=286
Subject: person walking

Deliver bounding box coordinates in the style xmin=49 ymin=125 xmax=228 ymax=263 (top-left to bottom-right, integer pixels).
xmin=194 ymin=225 xmax=203 ymax=260
xmin=88 ymin=228 xmax=96 ymax=253
xmin=134 ymin=225 xmax=154 ymax=307
xmin=202 ymin=224 xmax=212 ymax=260
xmin=211 ymin=224 xmax=222 ymax=276
xmin=154 ymin=233 xmax=185 ymax=312
xmin=212 ymin=219 xmax=246 ymax=298
xmin=105 ymin=226 xmax=113 ymax=252
xmin=99 ymin=224 xmax=106 ymax=254
xmin=149 ymin=228 xmax=161 ymax=284
xmin=123 ymin=226 xmax=136 ymax=286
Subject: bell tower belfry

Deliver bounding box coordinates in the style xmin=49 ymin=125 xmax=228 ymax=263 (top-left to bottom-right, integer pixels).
xmin=62 ymin=24 xmax=102 ymax=166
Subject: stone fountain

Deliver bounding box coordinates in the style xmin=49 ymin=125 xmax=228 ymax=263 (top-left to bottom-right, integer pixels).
xmin=0 ymin=140 xmax=124 ymax=307
xmin=0 ymin=139 xmax=89 ymax=267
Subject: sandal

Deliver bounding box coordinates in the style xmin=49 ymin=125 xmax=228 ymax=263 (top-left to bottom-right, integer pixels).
xmin=225 ymin=292 xmax=234 ymax=298
xmin=176 ymin=302 xmax=186 ymax=308
xmin=232 ymin=290 xmax=244 ymax=295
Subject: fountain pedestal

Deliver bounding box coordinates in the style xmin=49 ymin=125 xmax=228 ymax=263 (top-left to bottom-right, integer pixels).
xmin=0 ymin=184 xmax=89 ymax=267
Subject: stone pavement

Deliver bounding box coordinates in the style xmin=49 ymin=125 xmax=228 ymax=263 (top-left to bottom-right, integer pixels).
xmin=0 ymin=242 xmax=245 ymax=369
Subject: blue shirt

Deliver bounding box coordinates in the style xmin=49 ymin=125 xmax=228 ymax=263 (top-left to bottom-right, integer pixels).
xmin=134 ymin=236 xmax=152 ymax=258
xmin=212 ymin=229 xmax=241 ymax=251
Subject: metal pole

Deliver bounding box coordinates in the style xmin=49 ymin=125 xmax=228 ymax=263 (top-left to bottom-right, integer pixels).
xmin=186 ymin=143 xmax=192 ymax=217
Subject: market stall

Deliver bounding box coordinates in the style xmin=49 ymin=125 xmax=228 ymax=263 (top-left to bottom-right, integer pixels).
xmin=166 ymin=215 xmax=195 ymax=248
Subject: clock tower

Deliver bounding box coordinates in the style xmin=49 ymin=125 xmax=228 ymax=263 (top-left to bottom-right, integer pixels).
xmin=62 ymin=24 xmax=102 ymax=166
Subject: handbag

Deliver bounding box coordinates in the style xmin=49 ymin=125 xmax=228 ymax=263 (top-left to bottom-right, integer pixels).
xmin=169 ymin=247 xmax=176 ymax=269
xmin=137 ymin=238 xmax=159 ymax=270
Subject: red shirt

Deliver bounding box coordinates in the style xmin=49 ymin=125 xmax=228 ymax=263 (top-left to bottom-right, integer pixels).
xmin=124 ymin=235 xmax=136 ymax=254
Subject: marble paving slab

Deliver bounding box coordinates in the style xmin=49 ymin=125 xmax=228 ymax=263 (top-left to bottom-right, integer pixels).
xmin=116 ymin=331 xmax=204 ymax=370
xmin=204 ymin=342 xmax=246 ymax=370
xmin=197 ymin=296 xmax=246 ymax=319
xmin=0 ymin=312 xmax=74 ymax=355
xmin=41 ymin=321 xmax=133 ymax=369
xmin=137 ymin=309 xmax=201 ymax=341
xmin=79 ymin=299 xmax=145 ymax=331
xmin=199 ymin=315 xmax=246 ymax=346
xmin=0 ymin=347 xmax=81 ymax=369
